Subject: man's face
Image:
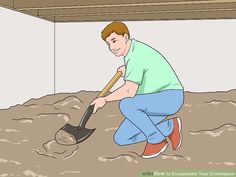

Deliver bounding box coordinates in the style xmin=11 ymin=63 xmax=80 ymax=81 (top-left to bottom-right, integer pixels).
xmin=105 ymin=32 xmax=128 ymax=57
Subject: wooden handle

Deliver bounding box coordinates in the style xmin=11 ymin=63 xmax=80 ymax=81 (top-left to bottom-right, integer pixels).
xmin=98 ymin=71 xmax=122 ymax=97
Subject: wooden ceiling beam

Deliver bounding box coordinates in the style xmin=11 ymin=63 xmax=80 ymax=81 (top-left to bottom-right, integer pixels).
xmin=2 ymin=0 xmax=236 ymax=22
xmin=14 ymin=0 xmax=191 ymax=10
xmin=0 ymin=0 xmax=14 ymax=8
xmin=53 ymin=8 xmax=236 ymax=22
xmin=30 ymin=1 xmax=236 ymax=17
xmin=15 ymin=0 xmax=236 ymax=10
xmin=20 ymin=9 xmax=39 ymax=16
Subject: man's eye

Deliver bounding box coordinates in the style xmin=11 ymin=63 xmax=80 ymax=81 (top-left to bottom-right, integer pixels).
xmin=112 ymin=40 xmax=116 ymax=43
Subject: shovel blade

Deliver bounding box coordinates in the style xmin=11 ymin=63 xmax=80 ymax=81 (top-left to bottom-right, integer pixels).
xmin=55 ymin=124 xmax=96 ymax=145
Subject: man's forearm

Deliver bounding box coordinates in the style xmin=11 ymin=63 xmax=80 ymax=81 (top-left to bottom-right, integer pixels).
xmin=105 ymin=85 xmax=132 ymax=102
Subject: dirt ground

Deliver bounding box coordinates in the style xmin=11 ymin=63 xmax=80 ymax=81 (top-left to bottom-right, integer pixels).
xmin=0 ymin=90 xmax=236 ymax=177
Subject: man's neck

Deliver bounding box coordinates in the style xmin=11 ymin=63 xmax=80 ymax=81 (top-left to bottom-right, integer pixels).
xmin=122 ymin=39 xmax=132 ymax=57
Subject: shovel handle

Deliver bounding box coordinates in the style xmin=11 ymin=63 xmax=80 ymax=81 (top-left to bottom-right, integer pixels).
xmin=98 ymin=71 xmax=123 ymax=97
xmin=78 ymin=71 xmax=122 ymax=128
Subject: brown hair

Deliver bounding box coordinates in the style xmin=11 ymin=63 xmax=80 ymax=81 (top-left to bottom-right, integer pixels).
xmin=101 ymin=21 xmax=130 ymax=41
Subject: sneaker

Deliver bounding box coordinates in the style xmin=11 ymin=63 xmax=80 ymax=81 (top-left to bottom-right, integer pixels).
xmin=142 ymin=139 xmax=168 ymax=159
xmin=168 ymin=117 xmax=182 ymax=150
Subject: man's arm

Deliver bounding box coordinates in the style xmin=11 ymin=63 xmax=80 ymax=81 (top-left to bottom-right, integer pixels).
xmin=90 ymin=80 xmax=138 ymax=113
xmin=105 ymin=80 xmax=138 ymax=102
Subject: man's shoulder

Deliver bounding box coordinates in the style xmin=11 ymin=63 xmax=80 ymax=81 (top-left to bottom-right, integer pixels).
xmin=132 ymin=39 xmax=163 ymax=59
xmin=133 ymin=39 xmax=159 ymax=53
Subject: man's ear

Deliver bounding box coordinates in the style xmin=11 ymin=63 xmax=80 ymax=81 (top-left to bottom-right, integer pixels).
xmin=124 ymin=34 xmax=129 ymax=43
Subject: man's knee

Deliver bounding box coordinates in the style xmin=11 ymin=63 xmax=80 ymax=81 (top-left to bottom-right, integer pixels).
xmin=119 ymin=97 xmax=134 ymax=115
xmin=113 ymin=131 xmax=126 ymax=146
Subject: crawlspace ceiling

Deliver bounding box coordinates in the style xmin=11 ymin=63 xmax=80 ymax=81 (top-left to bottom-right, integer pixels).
xmin=1 ymin=0 xmax=236 ymax=22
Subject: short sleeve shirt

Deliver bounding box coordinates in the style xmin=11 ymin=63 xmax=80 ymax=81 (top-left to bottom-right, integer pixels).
xmin=124 ymin=39 xmax=183 ymax=95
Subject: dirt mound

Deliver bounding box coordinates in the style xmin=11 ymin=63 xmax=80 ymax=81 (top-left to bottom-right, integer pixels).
xmin=0 ymin=90 xmax=236 ymax=176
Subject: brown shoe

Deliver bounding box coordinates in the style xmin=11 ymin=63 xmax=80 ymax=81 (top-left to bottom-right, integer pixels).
xmin=168 ymin=117 xmax=182 ymax=150
xmin=142 ymin=139 xmax=168 ymax=159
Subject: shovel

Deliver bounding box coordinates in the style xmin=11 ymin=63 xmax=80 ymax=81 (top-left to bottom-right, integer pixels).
xmin=55 ymin=71 xmax=122 ymax=145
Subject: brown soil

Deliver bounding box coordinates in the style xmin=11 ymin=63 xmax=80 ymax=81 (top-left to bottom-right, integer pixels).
xmin=0 ymin=90 xmax=236 ymax=176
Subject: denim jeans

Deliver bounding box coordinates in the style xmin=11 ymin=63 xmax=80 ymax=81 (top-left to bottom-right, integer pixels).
xmin=114 ymin=89 xmax=184 ymax=145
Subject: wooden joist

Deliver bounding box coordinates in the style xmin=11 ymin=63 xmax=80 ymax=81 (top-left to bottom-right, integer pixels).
xmin=1 ymin=0 xmax=236 ymax=22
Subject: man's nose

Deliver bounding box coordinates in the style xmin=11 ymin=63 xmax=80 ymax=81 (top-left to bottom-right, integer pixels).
xmin=109 ymin=45 xmax=115 ymax=51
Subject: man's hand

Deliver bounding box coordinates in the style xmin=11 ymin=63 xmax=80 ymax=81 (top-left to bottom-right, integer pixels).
xmin=90 ymin=97 xmax=107 ymax=114
xmin=117 ymin=65 xmax=126 ymax=77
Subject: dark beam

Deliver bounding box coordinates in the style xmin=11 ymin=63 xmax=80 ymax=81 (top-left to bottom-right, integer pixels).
xmin=14 ymin=0 xmax=200 ymax=10
xmin=2 ymin=0 xmax=236 ymax=22
xmin=53 ymin=8 xmax=236 ymax=22
xmin=0 ymin=0 xmax=14 ymax=8
xmin=20 ymin=9 xmax=39 ymax=16
xmin=33 ymin=1 xmax=236 ymax=17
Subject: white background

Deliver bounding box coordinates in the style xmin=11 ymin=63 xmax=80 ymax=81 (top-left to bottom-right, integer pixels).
xmin=56 ymin=20 xmax=236 ymax=93
xmin=0 ymin=7 xmax=54 ymax=108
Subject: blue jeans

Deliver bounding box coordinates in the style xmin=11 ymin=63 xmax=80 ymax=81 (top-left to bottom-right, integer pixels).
xmin=114 ymin=89 xmax=184 ymax=145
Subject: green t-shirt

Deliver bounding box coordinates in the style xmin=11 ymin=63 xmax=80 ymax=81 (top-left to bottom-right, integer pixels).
xmin=124 ymin=39 xmax=183 ymax=95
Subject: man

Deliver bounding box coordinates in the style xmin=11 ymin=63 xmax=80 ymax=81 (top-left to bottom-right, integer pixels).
xmin=91 ymin=22 xmax=184 ymax=159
